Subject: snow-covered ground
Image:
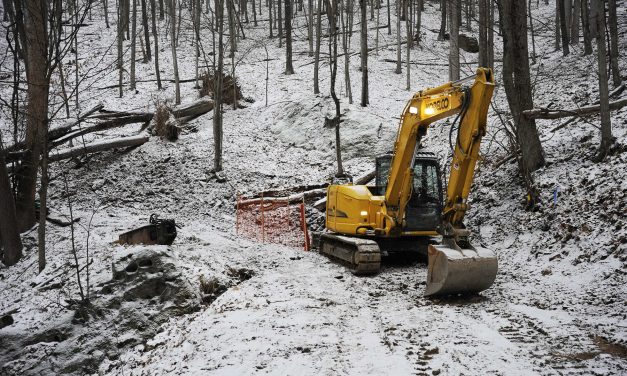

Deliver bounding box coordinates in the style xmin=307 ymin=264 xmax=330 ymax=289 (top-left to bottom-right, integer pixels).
xmin=1 ymin=1 xmax=626 ymax=375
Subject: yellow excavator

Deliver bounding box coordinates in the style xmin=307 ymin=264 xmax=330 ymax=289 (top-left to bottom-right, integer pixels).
xmin=320 ymin=68 xmax=498 ymax=296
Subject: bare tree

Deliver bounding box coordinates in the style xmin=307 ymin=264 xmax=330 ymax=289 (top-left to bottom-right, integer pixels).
xmin=285 ymin=0 xmax=295 ymax=74
xmin=592 ymin=0 xmax=612 ymax=161
xmin=141 ymin=0 xmax=152 ymax=61
xmin=15 ymin=0 xmax=51 ymax=232
xmin=528 ymin=0 xmax=536 ymax=64
xmin=314 ymin=0 xmax=322 ymax=94
xmin=487 ymin=0 xmax=494 ymax=68
xmin=581 ymin=0 xmax=593 ymax=54
xmin=558 ymin=0 xmax=570 ymax=55
xmin=607 ymin=0 xmax=621 ymax=87
xmin=395 ymin=0 xmax=401 ymax=74
xmin=118 ymin=1 xmax=124 ymax=97
xmin=570 ymin=0 xmax=580 ymax=45
xmin=170 ymin=0 xmax=181 ymax=104
xmin=478 ymin=0 xmax=488 ymax=67
xmin=448 ymin=0 xmax=460 ymax=81
xmin=325 ymin=0 xmax=344 ymax=176
xmin=269 ymin=0 xmax=274 ymax=37
xmin=130 ymin=0 xmax=138 ymax=90
xmin=214 ymin=0 xmax=225 ymax=172
xmin=308 ymin=0 xmax=314 ymax=56
xmin=340 ymin=0 xmax=352 ymax=103
xmin=438 ymin=0 xmax=446 ymax=41
xmin=150 ymin=0 xmax=162 ymax=89
xmin=278 ymin=0 xmax=283 ymax=47
xmin=414 ymin=0 xmax=422 ymax=44
xmin=499 ymin=0 xmax=545 ymax=174
xmin=0 ymin=148 xmax=23 ymax=266
xmin=405 ymin=0 xmax=410 ymax=89
xmin=360 ymin=0 xmax=368 ymax=106
xmin=554 ymin=0 xmax=561 ymax=50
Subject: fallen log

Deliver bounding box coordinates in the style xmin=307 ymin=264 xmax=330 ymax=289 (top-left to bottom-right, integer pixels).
xmin=6 ymin=103 xmax=104 ymax=152
xmin=523 ymin=97 xmax=627 ymax=120
xmin=49 ymin=135 xmax=149 ymax=162
xmin=51 ymin=114 xmax=154 ymax=148
xmin=172 ymin=98 xmax=214 ymax=119
xmin=244 ymin=183 xmax=329 ymax=199
xmin=238 ymin=188 xmax=327 ymax=207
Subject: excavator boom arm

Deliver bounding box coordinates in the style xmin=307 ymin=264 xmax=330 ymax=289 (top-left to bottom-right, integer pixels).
xmin=383 ymin=68 xmax=495 ymax=232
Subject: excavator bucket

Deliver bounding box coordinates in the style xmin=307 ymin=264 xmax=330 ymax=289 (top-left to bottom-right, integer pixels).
xmin=424 ymin=243 xmax=498 ymax=297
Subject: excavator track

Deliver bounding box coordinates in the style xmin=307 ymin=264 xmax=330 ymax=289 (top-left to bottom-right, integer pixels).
xmin=319 ymin=233 xmax=381 ymax=275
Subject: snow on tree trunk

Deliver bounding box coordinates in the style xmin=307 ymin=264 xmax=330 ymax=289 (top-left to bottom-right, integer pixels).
xmin=593 ymin=0 xmax=612 ymax=161
xmin=499 ymin=0 xmax=545 ymax=174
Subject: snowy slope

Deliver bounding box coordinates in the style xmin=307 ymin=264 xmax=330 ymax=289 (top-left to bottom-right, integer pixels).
xmin=1 ymin=0 xmax=626 ymax=375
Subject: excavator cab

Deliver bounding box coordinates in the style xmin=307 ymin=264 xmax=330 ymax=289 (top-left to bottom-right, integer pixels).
xmin=375 ymin=152 xmax=443 ymax=232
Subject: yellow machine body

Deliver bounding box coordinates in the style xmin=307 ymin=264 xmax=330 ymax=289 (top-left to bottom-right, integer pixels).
xmin=322 ymin=68 xmax=498 ymax=296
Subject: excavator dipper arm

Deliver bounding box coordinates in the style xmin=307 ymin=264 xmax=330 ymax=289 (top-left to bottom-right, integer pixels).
xmin=384 ymin=68 xmax=498 ymax=296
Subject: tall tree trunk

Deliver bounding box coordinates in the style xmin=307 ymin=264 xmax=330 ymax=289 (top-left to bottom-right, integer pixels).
xmin=103 ymin=0 xmax=110 ymax=28
xmin=214 ymin=0 xmax=225 ymax=171
xmin=570 ymin=0 xmax=580 ymax=45
xmin=130 ymin=0 xmax=138 ymax=89
xmin=141 ymin=0 xmax=152 ymax=61
xmin=228 ymin=0 xmax=237 ymax=55
xmin=269 ymin=0 xmax=274 ymax=37
xmin=558 ymin=0 xmax=570 ymax=55
xmin=395 ymin=0 xmax=401 ymax=74
xmin=150 ymin=0 xmax=162 ymax=89
xmin=278 ymin=0 xmax=283 ymax=47
xmin=414 ymin=0 xmax=422 ymax=44
xmin=0 ymin=151 xmax=23 ymax=266
xmin=37 ymin=126 xmax=48 ymax=272
xmin=340 ymin=0 xmax=352 ymax=103
xmin=16 ymin=0 xmax=50 ymax=232
xmin=478 ymin=0 xmax=488 ymax=67
xmin=581 ymin=0 xmax=593 ymax=54
xmin=360 ymin=0 xmax=368 ymax=106
xmin=499 ymin=0 xmax=545 ymax=174
xmin=607 ymin=0 xmax=621 ymax=87
xmin=438 ymin=0 xmax=446 ymax=40
xmin=195 ymin=0 xmax=201 ymax=87
xmin=555 ymin=0 xmax=561 ymax=50
xmin=487 ymin=0 xmax=494 ymax=68
xmin=528 ymin=0 xmax=536 ymax=64
xmin=285 ymin=0 xmax=295 ymax=73
xmin=387 ymin=0 xmax=391 ymax=35
xmin=448 ymin=0 xmax=459 ymax=81
xmin=159 ymin=0 xmax=164 ymax=18
xmin=118 ymin=2 xmax=124 ymax=97
xmin=326 ymin=0 xmax=344 ymax=176
xmin=314 ymin=0 xmax=322 ymax=94
xmin=253 ymin=0 xmax=258 ymax=25
xmin=405 ymin=0 xmax=410 ymax=90
xmin=170 ymin=0 xmax=181 ymax=104
xmin=593 ymin=0 xmax=612 ymax=160
xmin=308 ymin=0 xmax=313 ymax=55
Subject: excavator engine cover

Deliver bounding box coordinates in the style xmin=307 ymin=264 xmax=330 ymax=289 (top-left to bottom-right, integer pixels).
xmin=425 ymin=243 xmax=497 ymax=296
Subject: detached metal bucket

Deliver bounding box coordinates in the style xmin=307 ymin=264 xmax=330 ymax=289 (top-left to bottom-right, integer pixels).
xmin=424 ymin=243 xmax=498 ymax=297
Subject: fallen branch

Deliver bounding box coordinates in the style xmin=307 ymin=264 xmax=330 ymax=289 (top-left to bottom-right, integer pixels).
xmin=6 ymin=103 xmax=104 ymax=152
xmin=523 ymin=97 xmax=627 ymax=120
xmin=238 ymin=188 xmax=327 ymax=207
xmin=51 ymin=114 xmax=153 ymax=148
xmin=244 ymin=183 xmax=329 ymax=199
xmin=49 ymin=135 xmax=149 ymax=162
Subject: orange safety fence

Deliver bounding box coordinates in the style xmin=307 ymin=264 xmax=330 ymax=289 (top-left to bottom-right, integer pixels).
xmin=236 ymin=195 xmax=311 ymax=251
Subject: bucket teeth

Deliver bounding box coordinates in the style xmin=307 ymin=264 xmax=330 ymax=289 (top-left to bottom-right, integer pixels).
xmin=424 ymin=244 xmax=498 ymax=297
